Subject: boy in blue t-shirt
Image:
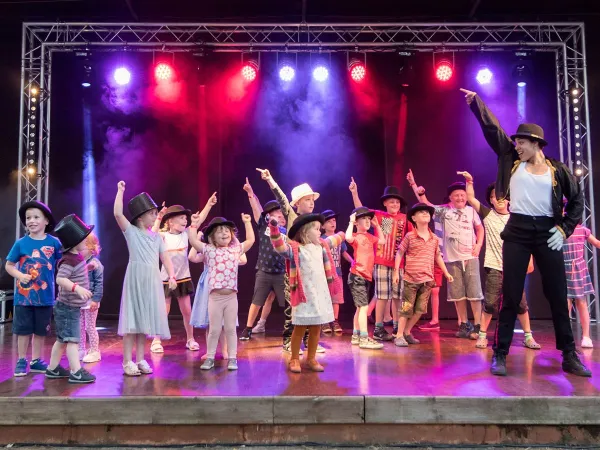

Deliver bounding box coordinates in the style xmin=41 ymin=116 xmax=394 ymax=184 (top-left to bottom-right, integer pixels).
xmin=5 ymin=201 xmax=62 ymax=377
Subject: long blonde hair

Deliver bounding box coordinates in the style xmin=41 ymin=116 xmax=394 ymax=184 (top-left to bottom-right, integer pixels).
xmin=293 ymin=221 xmax=320 ymax=245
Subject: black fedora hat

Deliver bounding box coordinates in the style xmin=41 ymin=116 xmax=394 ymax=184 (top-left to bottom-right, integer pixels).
xmin=204 ymin=217 xmax=237 ymax=239
xmin=321 ymin=209 xmax=338 ymax=222
xmin=447 ymin=182 xmax=467 ymax=196
xmin=408 ymin=203 xmax=435 ymax=225
xmin=159 ymin=204 xmax=192 ymax=229
xmin=351 ymin=206 xmax=375 ymax=220
xmin=128 ymin=192 xmax=158 ymax=223
xmin=510 ymin=123 xmax=548 ymax=147
xmin=380 ymin=186 xmax=407 ymax=209
xmin=18 ymin=200 xmax=56 ymax=232
xmin=263 ymin=200 xmax=281 ymax=215
xmin=54 ymin=214 xmax=95 ymax=252
xmin=288 ymin=213 xmax=325 ymax=241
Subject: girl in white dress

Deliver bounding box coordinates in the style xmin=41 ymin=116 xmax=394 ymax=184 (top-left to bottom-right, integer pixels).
xmin=114 ymin=181 xmax=177 ymax=377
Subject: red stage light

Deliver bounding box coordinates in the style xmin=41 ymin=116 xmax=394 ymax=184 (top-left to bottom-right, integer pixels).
xmin=241 ymin=64 xmax=258 ymax=82
xmin=435 ymin=61 xmax=453 ymax=82
xmin=350 ymin=63 xmax=366 ymax=82
xmin=155 ymin=63 xmax=173 ymax=82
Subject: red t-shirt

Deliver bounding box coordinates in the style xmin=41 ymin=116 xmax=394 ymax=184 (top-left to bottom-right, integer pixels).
xmin=373 ymin=210 xmax=411 ymax=268
xmin=349 ymin=232 xmax=379 ymax=281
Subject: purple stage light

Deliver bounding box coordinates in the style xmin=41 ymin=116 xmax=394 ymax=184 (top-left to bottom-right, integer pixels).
xmin=517 ymin=81 xmax=527 ymax=87
xmin=114 ymin=67 xmax=131 ymax=85
xmin=313 ymin=66 xmax=329 ymax=82
xmin=476 ymin=68 xmax=493 ymax=85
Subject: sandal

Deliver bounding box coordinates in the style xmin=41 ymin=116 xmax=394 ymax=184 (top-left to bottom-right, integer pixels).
xmin=306 ymin=359 xmax=324 ymax=372
xmin=289 ymin=359 xmax=301 ymax=373
xmin=186 ymin=339 xmax=200 ymax=351
xmin=523 ymin=337 xmax=541 ymax=350
xmin=137 ymin=360 xmax=153 ymax=375
xmin=123 ymin=361 xmax=141 ymax=376
xmin=150 ymin=338 xmax=164 ymax=353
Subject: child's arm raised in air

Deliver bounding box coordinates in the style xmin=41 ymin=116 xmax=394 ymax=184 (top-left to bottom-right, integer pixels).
xmin=256 ymin=168 xmax=292 ymax=219
xmin=114 ymin=181 xmax=130 ymax=232
xmin=406 ymin=169 xmax=433 ymax=206
xmin=457 ymin=171 xmax=482 ymax=214
xmin=345 ymin=213 xmax=357 ymax=244
xmin=197 ymin=192 xmax=218 ymax=226
xmin=151 ymin=202 xmax=168 ymax=233
xmin=188 ymin=212 xmax=205 ymax=253
xmin=269 ymin=218 xmax=293 ymax=259
xmin=348 ymin=177 xmax=363 ymax=208
xmin=243 ymin=177 xmax=263 ymax=224
xmin=240 ymin=213 xmax=256 ymax=253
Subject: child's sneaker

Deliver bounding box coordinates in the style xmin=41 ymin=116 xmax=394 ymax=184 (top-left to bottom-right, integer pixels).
xmin=373 ymin=326 xmax=394 ymax=341
xmin=137 ymin=360 xmax=153 ymax=374
xmin=45 ymin=365 xmax=70 ymax=379
xmin=227 ymin=358 xmax=238 ymax=370
xmin=332 ymin=321 xmax=343 ymax=334
xmin=351 ymin=334 xmax=360 ymax=345
xmin=476 ymin=335 xmax=488 ymax=349
xmin=82 ymin=350 xmax=102 ymax=363
xmin=201 ymin=358 xmax=215 ymax=370
xmin=29 ymin=358 xmax=48 ymax=373
xmin=69 ymin=368 xmax=96 ymax=384
xmin=359 ymin=336 xmax=384 ymax=349
xmin=404 ymin=334 xmax=420 ymax=345
xmin=322 ymin=322 xmax=332 ymax=334
xmin=282 ymin=341 xmax=304 ymax=355
xmin=581 ymin=337 xmax=594 ymax=348
xmin=316 ymin=343 xmax=326 ymax=353
xmin=239 ymin=327 xmax=252 ymax=341
xmin=456 ymin=322 xmax=473 ymax=339
xmin=394 ymin=336 xmax=409 ymax=347
xmin=252 ymin=319 xmax=266 ymax=334
xmin=14 ymin=358 xmax=28 ymax=377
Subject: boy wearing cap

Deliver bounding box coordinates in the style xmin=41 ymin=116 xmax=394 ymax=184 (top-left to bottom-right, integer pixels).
xmin=461 ymin=88 xmax=590 ymax=377
xmin=321 ymin=209 xmax=354 ymax=333
xmin=407 ymin=170 xmax=485 ymax=339
xmin=346 ymin=207 xmax=385 ymax=349
xmin=393 ymin=203 xmax=453 ymax=347
xmin=348 ymin=178 xmax=411 ymax=341
xmin=47 ymin=214 xmax=96 ymax=384
xmin=239 ymin=177 xmax=288 ymax=340
xmin=6 ymin=201 xmax=63 ymax=377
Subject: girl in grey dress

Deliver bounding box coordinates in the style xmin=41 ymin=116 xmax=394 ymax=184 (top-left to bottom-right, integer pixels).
xmin=114 ymin=181 xmax=177 ymax=377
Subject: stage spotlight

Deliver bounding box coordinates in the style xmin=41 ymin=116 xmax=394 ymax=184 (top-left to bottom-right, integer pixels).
xmin=114 ymin=67 xmax=131 ymax=85
xmin=82 ymin=82 xmax=91 ymax=88
xmin=27 ymin=166 xmax=36 ymax=176
xmin=575 ymin=168 xmax=583 ymax=176
xmin=30 ymin=87 xmax=38 ymax=95
xmin=476 ymin=68 xmax=493 ymax=85
xmin=313 ymin=65 xmax=329 ymax=82
xmin=241 ymin=62 xmax=258 ymax=82
xmin=435 ymin=60 xmax=453 ymax=82
xmin=572 ymin=88 xmax=580 ymax=96
xmin=517 ymin=81 xmax=527 ymax=87
xmin=155 ymin=63 xmax=173 ymax=82
xmin=279 ymin=65 xmax=295 ymax=82
xmin=349 ymin=61 xmax=366 ymax=82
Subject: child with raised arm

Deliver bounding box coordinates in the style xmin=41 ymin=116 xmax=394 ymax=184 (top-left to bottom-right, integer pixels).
xmin=393 ymin=203 xmax=453 ymax=347
xmin=458 ymin=171 xmax=540 ymax=350
xmin=114 ymin=181 xmax=177 ymax=376
xmin=346 ymin=207 xmax=385 ymax=349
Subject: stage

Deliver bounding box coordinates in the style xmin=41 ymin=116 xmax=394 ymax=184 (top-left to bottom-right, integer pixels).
xmin=0 ymin=319 xmax=599 ymax=446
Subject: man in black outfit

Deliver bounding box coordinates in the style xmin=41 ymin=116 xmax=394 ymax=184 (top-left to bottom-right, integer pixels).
xmin=461 ymin=88 xmax=591 ymax=378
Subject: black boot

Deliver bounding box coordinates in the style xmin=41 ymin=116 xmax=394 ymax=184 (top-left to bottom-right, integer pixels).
xmin=490 ymin=352 xmax=507 ymax=376
xmin=562 ymin=350 xmax=592 ymax=377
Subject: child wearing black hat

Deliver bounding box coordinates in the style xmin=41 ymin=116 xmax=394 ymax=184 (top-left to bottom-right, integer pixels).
xmin=239 ymin=177 xmax=288 ymax=340
xmin=48 ymin=214 xmax=96 ymax=383
xmin=6 ymin=201 xmax=62 ymax=377
xmin=149 ymin=194 xmax=217 ymax=354
xmin=114 ymin=181 xmax=177 ymax=377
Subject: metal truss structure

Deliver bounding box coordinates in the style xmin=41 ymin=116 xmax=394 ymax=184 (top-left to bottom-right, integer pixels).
xmin=16 ymin=22 xmax=597 ymax=321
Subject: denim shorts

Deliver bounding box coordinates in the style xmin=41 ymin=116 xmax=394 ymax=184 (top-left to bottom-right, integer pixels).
xmin=13 ymin=305 xmax=53 ymax=336
xmin=54 ymin=301 xmax=81 ymax=343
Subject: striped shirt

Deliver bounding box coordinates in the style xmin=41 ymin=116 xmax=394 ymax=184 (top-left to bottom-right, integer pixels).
xmin=563 ymin=225 xmax=590 ymax=262
xmin=373 ymin=210 xmax=410 ymax=268
xmin=57 ymin=252 xmax=90 ymax=307
xmin=398 ymin=229 xmax=440 ymax=284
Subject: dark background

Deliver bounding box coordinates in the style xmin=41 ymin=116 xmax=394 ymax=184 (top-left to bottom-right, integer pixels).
xmin=0 ymin=0 xmax=598 ymax=327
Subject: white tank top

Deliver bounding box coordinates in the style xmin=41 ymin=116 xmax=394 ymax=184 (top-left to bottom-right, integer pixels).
xmin=509 ymin=162 xmax=553 ymax=217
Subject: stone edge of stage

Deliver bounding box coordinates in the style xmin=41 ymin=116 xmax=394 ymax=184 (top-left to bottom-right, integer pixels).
xmin=0 ymin=396 xmax=599 ymax=425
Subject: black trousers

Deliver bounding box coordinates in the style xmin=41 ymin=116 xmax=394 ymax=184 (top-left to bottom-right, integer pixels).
xmin=493 ymin=213 xmax=575 ymax=355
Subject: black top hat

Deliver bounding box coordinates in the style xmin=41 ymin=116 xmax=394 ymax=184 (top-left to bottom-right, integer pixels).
xmin=54 ymin=214 xmax=95 ymax=252
xmin=18 ymin=200 xmax=56 ymax=233
xmin=204 ymin=217 xmax=237 ymax=240
xmin=288 ymin=213 xmax=325 ymax=241
xmin=380 ymin=186 xmax=407 ymax=209
xmin=351 ymin=206 xmax=375 ymax=220
xmin=128 ymin=192 xmax=158 ymax=223
xmin=321 ymin=209 xmax=338 ymax=222
xmin=447 ymin=182 xmax=467 ymax=197
xmin=510 ymin=123 xmax=548 ymax=147
xmin=160 ymin=205 xmax=192 ymax=229
xmin=408 ymin=202 xmax=435 ymax=225
xmin=263 ymin=200 xmax=281 ymax=215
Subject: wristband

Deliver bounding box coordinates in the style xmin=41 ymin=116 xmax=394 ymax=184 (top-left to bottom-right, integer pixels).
xmin=466 ymin=180 xmax=474 ymax=184
xmin=71 ymin=283 xmax=78 ymax=292
xmin=190 ymin=225 xmax=198 ymax=229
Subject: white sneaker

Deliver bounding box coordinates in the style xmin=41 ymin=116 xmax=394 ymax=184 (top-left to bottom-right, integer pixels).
xmin=137 ymin=360 xmax=153 ymax=374
xmin=282 ymin=342 xmax=303 ymax=355
xmin=581 ymin=337 xmax=594 ymax=348
xmin=252 ymin=320 xmax=266 ymax=334
xmin=123 ymin=361 xmax=141 ymax=376
xmin=359 ymin=336 xmax=384 ymax=349
xmin=351 ymin=334 xmax=360 ymax=345
xmin=316 ymin=343 xmax=326 ymax=353
xmin=83 ymin=351 xmax=101 ymax=363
